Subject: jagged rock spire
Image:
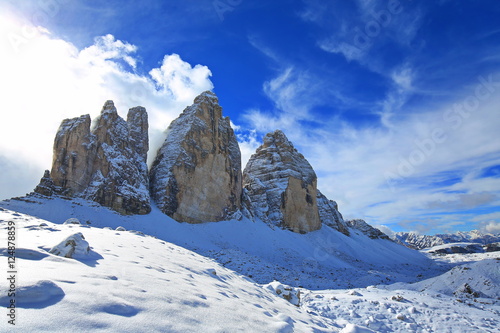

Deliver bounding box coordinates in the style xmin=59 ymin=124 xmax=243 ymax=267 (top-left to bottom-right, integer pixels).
xmin=149 ymin=91 xmax=242 ymax=223
xmin=243 ymin=130 xmax=321 ymax=233
xmin=42 ymin=101 xmax=151 ymax=215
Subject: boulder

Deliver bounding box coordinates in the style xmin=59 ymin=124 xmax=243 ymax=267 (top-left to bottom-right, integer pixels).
xmin=49 ymin=232 xmax=90 ymax=258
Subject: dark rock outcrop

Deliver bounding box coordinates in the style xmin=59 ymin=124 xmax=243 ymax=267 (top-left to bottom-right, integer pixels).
xmin=34 ymin=170 xmax=56 ymax=197
xmin=149 ymin=91 xmax=242 ymax=223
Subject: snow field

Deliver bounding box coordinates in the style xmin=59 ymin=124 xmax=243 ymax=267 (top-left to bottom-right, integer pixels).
xmin=0 ymin=210 xmax=336 ymax=332
xmin=1 ymin=197 xmax=499 ymax=332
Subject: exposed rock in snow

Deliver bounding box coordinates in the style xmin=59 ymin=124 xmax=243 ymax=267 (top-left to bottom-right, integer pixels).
xmin=49 ymin=232 xmax=90 ymax=258
xmin=438 ymin=229 xmax=500 ymax=244
xmin=243 ymin=130 xmax=321 ymax=233
xmin=387 ymin=259 xmax=500 ymax=299
xmin=149 ymin=91 xmax=242 ymax=223
xmin=44 ymin=101 xmax=151 ymax=215
xmin=127 ymin=106 xmax=149 ymax=162
xmin=393 ymin=232 xmax=445 ymax=249
xmin=63 ymin=218 xmax=81 ymax=225
xmin=264 ymin=281 xmax=301 ymax=306
xmin=484 ymin=242 xmax=500 ymax=252
xmin=347 ymin=219 xmax=390 ymax=240
xmin=425 ymin=242 xmax=485 ymax=254
xmin=316 ymin=190 xmax=349 ymax=235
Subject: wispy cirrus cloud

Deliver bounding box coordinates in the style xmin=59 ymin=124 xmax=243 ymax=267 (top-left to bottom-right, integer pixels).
xmin=242 ymin=16 xmax=500 ymax=233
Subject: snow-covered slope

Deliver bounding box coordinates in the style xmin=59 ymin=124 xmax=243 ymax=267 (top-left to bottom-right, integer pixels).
xmin=302 ymin=274 xmax=499 ymax=333
xmin=391 ymin=259 xmax=500 ymax=299
xmin=1 ymin=200 xmax=499 ymax=332
xmin=0 ymin=208 xmax=334 ymax=332
xmin=0 ymin=195 xmax=442 ymax=290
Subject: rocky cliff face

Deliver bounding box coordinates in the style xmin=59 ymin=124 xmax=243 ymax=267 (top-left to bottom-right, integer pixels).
xmin=149 ymin=91 xmax=242 ymax=223
xmin=243 ymin=130 xmax=321 ymax=233
xmin=316 ymin=190 xmax=349 ymax=235
xmin=347 ymin=219 xmax=390 ymax=240
xmin=34 ymin=170 xmax=56 ymax=197
xmin=50 ymin=114 xmax=95 ymax=195
xmin=36 ymin=101 xmax=151 ymax=215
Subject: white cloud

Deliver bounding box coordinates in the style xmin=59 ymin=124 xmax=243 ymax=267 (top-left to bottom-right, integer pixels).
xmin=374 ymin=224 xmax=395 ymax=238
xmin=480 ymin=221 xmax=500 ymax=234
xmin=243 ymin=64 xmax=500 ymax=232
xmin=472 ymin=212 xmax=500 ymax=222
xmin=0 ymin=12 xmax=213 ymax=199
xmin=473 ymin=213 xmax=500 ymax=234
xmin=79 ymin=34 xmax=138 ymax=69
xmin=315 ymin=0 xmax=422 ymax=74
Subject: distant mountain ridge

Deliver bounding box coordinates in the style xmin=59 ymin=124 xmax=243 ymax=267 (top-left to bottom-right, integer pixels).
xmin=394 ymin=230 xmax=500 ymax=250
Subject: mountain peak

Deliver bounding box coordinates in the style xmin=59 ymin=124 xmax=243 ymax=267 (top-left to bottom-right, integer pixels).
xmin=243 ymin=129 xmax=321 ymax=233
xmin=101 ymin=100 xmax=117 ymax=114
xmin=39 ymin=100 xmax=151 ymax=215
xmin=194 ymin=90 xmax=218 ymax=104
xmin=149 ymin=90 xmax=241 ymax=223
xmin=262 ymin=129 xmax=294 ymax=150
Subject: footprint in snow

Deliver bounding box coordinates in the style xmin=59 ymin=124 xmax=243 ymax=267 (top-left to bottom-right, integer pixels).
xmin=98 ymin=301 xmax=140 ymax=317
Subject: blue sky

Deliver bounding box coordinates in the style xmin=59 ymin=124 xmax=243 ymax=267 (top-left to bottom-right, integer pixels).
xmin=0 ymin=0 xmax=499 ymax=235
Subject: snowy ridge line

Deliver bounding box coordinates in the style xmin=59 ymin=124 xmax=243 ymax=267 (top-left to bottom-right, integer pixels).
xmin=394 ymin=230 xmax=500 ymax=250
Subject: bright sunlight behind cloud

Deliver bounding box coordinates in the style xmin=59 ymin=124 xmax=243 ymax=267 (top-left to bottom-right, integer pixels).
xmin=0 ymin=13 xmax=213 ymax=200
